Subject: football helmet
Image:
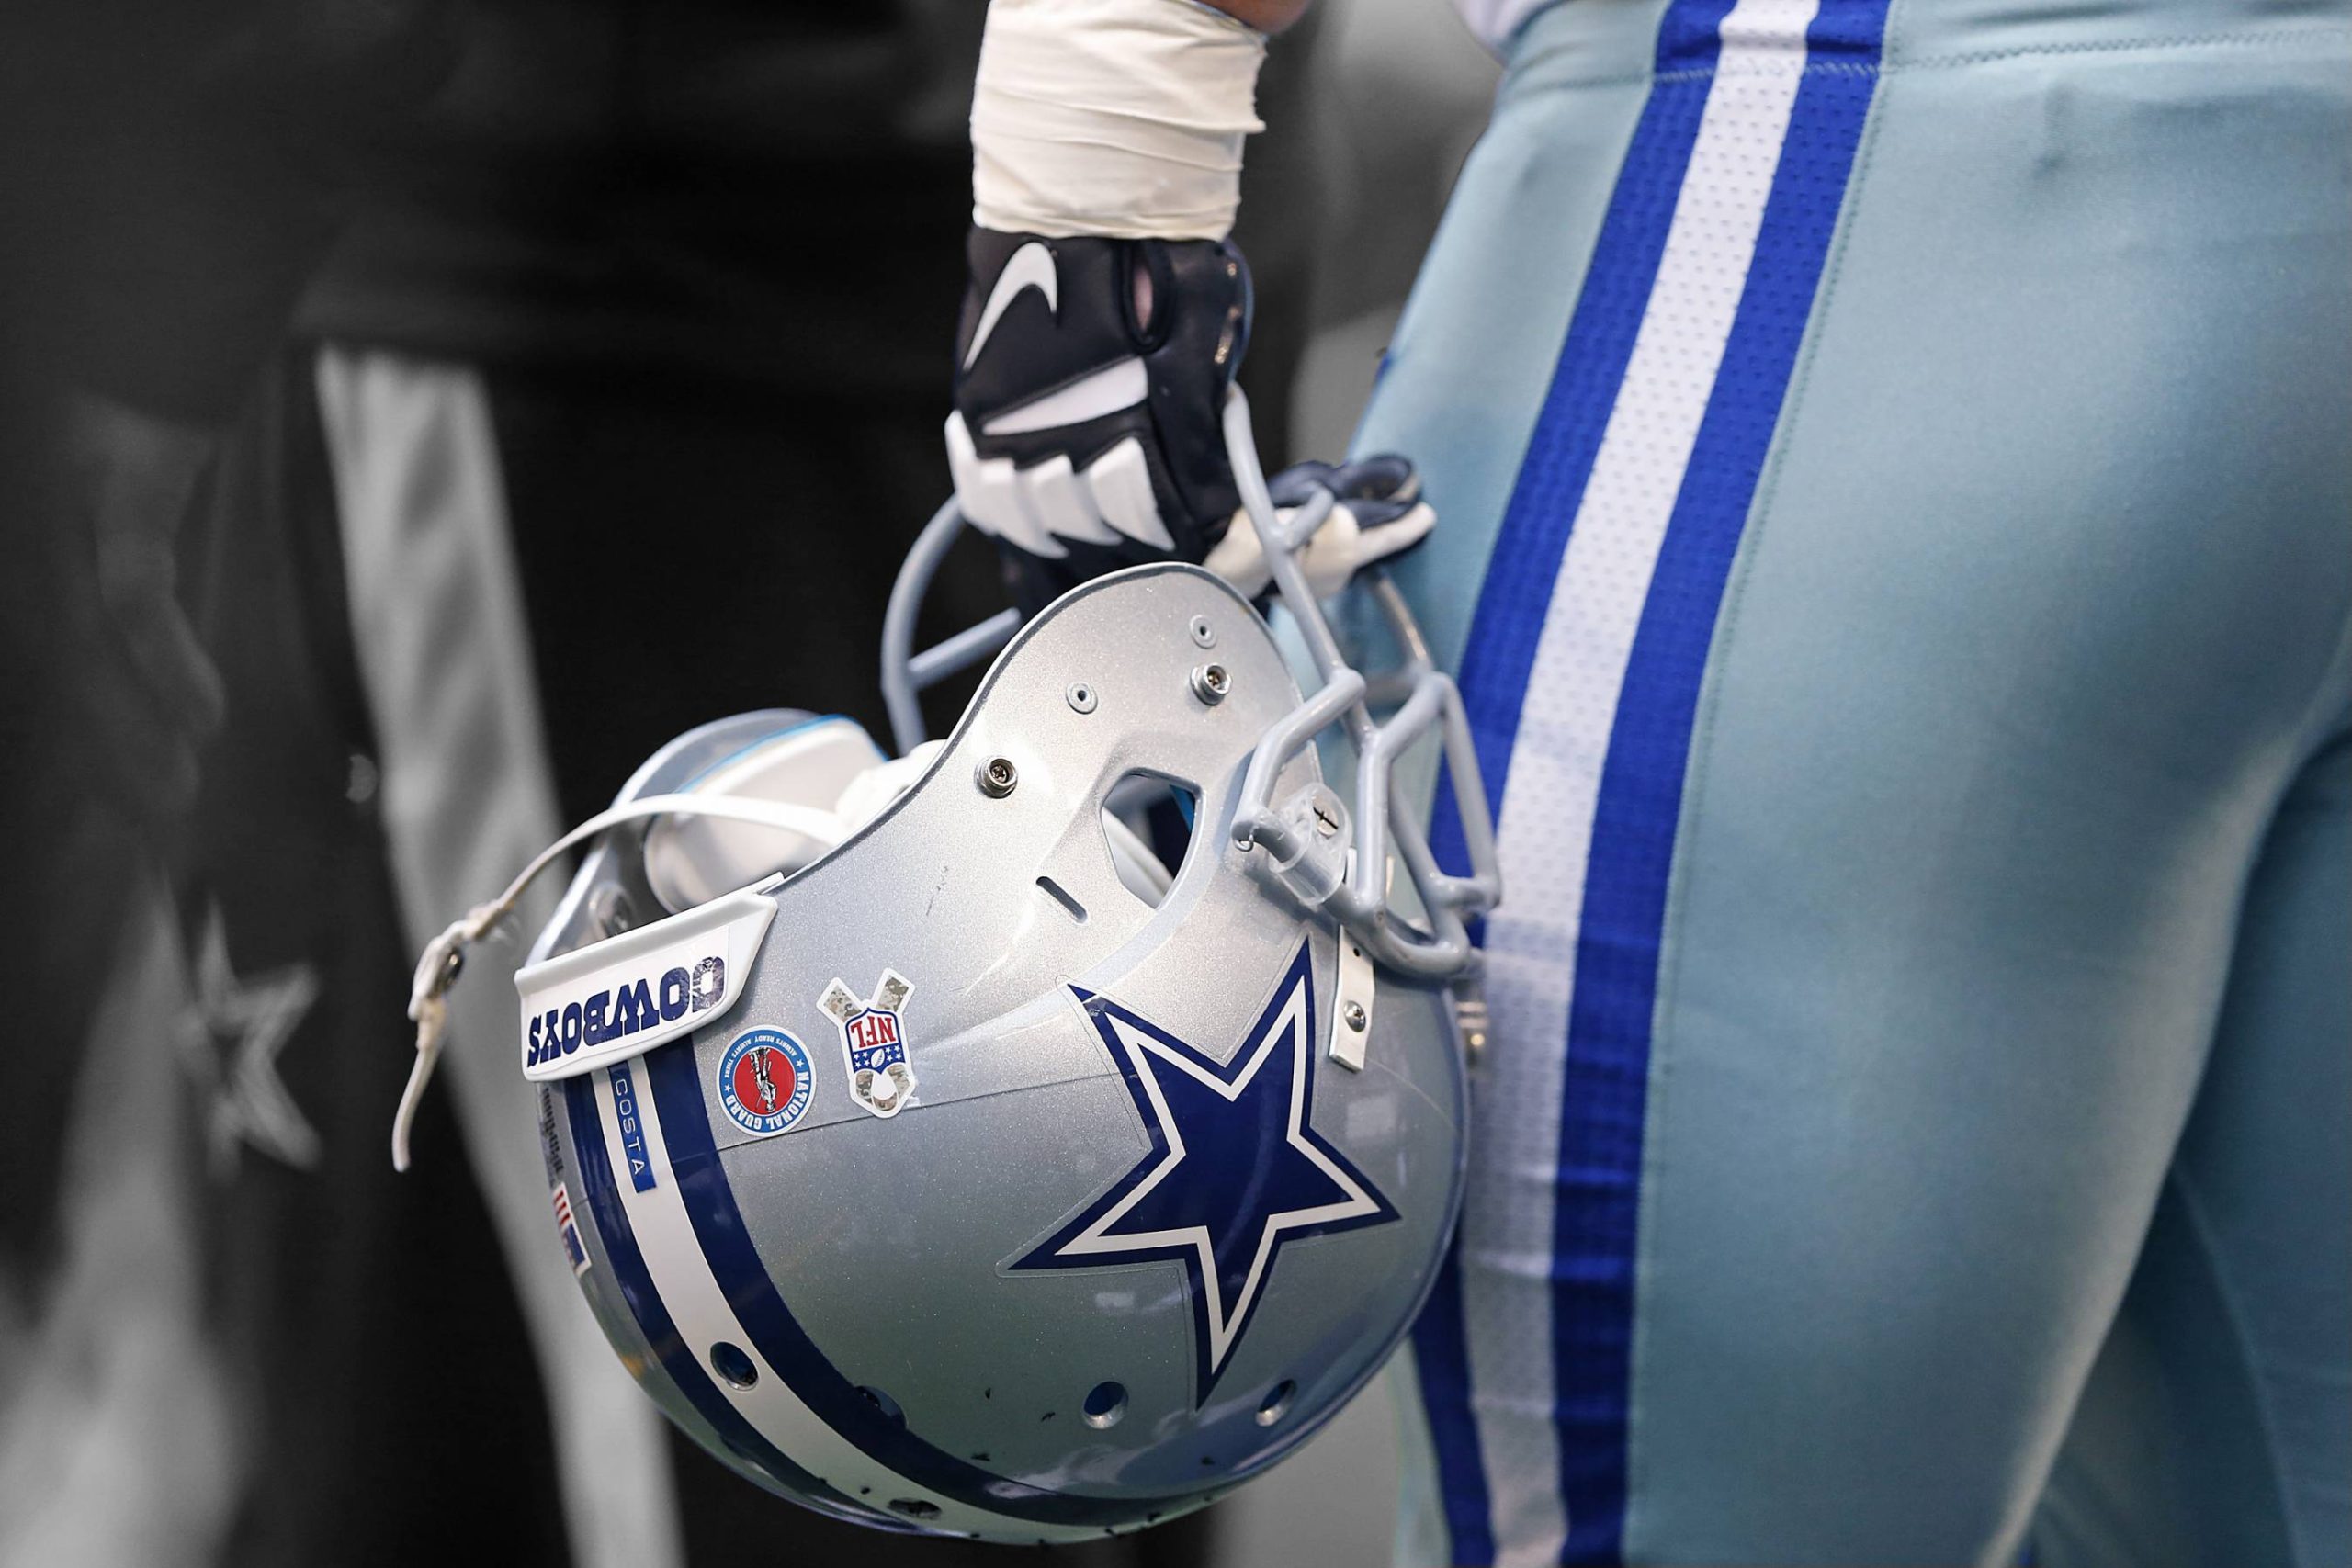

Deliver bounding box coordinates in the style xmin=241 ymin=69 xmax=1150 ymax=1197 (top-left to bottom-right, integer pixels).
xmin=395 ymin=390 xmax=1499 ymax=1542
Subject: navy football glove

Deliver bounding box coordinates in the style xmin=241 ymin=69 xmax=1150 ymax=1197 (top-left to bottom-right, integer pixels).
xmin=947 ymin=226 xmax=1251 ymax=613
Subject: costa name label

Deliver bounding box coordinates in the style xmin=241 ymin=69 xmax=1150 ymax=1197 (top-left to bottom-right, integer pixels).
xmin=514 ymin=882 xmax=780 ymax=1082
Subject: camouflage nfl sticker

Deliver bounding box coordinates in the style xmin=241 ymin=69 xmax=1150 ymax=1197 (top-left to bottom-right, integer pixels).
xmin=819 ymin=969 xmax=916 ymax=1118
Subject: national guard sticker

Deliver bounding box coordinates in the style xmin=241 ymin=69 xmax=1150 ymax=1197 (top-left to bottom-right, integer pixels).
xmin=819 ymin=969 xmax=916 ymax=1118
xmin=716 ymin=1027 xmax=816 ymax=1137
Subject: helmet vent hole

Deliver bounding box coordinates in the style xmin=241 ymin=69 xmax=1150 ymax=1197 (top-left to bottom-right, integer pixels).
xmin=858 ymin=1385 xmax=906 ymax=1427
xmin=1080 ymin=1381 xmax=1127 ymax=1429
xmin=1101 ymin=773 xmax=1199 ymax=910
xmin=888 ymin=1498 xmax=941 ymax=1520
xmin=1035 ymin=874 xmax=1088 ymax=924
xmin=1255 ymin=1379 xmax=1295 ymax=1427
xmin=708 ymin=1342 xmax=758 ymax=1391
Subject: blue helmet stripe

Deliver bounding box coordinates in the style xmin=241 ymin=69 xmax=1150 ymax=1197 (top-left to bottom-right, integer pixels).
xmin=558 ymin=1072 xmax=907 ymax=1531
xmin=639 ymin=1036 xmax=1159 ymax=1529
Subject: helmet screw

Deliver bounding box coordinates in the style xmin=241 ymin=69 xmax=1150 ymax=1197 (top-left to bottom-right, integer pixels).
xmin=1065 ymin=682 xmax=1097 ymax=714
xmin=1190 ymin=663 xmax=1230 ymax=705
xmin=976 ymin=756 xmax=1019 ymax=798
xmin=1188 ymin=615 xmax=1216 ymax=649
xmin=1343 ymin=1000 xmax=1368 ymax=1033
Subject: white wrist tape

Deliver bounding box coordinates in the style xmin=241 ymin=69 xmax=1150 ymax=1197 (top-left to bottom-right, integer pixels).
xmin=972 ymin=0 xmax=1267 ymax=241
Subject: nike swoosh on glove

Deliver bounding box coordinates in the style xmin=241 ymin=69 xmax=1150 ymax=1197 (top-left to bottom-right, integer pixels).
xmin=947 ymin=227 xmax=1251 ymax=614
xmin=1204 ymin=454 xmax=1439 ymax=600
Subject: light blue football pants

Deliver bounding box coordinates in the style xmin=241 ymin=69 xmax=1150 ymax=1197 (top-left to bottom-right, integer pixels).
xmin=1358 ymin=0 xmax=2352 ymax=1561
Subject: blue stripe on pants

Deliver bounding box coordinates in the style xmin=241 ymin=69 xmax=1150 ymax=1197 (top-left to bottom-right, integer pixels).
xmin=1552 ymin=4 xmax=1889 ymax=1560
xmin=1412 ymin=0 xmax=1890 ymax=1559
xmin=1414 ymin=4 xmax=1734 ymax=1560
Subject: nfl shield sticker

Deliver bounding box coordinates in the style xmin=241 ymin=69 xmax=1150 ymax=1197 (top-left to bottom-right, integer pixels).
xmin=819 ymin=969 xmax=916 ymax=1118
xmin=716 ymin=1027 xmax=816 ymax=1137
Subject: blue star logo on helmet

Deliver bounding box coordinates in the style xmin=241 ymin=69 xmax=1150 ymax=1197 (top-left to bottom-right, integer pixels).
xmin=1009 ymin=940 xmax=1397 ymax=1404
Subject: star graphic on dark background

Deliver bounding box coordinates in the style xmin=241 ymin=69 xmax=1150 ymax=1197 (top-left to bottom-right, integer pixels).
xmin=176 ymin=902 xmax=322 ymax=1177
xmin=1011 ymin=940 xmax=1396 ymax=1403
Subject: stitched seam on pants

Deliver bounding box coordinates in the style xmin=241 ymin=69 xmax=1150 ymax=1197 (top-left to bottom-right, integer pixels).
xmin=1617 ymin=36 xmax=1905 ymax=1566
xmin=1895 ymin=22 xmax=2351 ymax=70
xmin=1516 ymin=26 xmax=2352 ymax=96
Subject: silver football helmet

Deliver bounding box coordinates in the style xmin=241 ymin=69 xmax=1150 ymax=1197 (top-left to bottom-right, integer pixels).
xmin=395 ymin=389 xmax=1499 ymax=1542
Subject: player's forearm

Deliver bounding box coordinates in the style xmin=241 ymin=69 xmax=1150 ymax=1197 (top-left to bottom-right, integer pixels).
xmin=1202 ymin=0 xmax=1314 ymax=31
xmin=971 ymin=0 xmax=1287 ymax=242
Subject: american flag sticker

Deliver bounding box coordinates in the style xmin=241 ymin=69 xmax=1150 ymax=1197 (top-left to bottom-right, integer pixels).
xmin=551 ymin=1182 xmax=592 ymax=1277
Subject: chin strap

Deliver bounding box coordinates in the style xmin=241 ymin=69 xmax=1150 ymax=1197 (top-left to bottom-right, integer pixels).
xmin=392 ymin=793 xmax=849 ymax=1172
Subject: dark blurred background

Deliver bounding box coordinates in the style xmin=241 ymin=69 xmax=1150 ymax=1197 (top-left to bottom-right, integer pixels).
xmin=0 ymin=3 xmax=1493 ymax=1563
